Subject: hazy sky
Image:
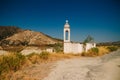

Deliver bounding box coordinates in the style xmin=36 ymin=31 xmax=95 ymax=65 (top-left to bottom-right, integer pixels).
xmin=0 ymin=0 xmax=120 ymax=42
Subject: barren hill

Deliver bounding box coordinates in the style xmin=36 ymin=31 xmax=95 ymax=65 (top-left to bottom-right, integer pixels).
xmin=0 ymin=26 xmax=22 ymax=40
xmin=0 ymin=27 xmax=62 ymax=46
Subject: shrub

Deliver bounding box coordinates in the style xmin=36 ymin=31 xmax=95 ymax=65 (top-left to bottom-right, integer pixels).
xmin=39 ymin=52 xmax=49 ymax=60
xmin=27 ymin=53 xmax=39 ymax=64
xmin=107 ymin=46 xmax=118 ymax=52
xmin=81 ymin=52 xmax=86 ymax=56
xmin=97 ymin=46 xmax=109 ymax=56
xmin=0 ymin=53 xmax=26 ymax=77
xmin=86 ymin=47 xmax=99 ymax=56
xmin=91 ymin=47 xmax=99 ymax=54
xmin=53 ymin=43 xmax=63 ymax=52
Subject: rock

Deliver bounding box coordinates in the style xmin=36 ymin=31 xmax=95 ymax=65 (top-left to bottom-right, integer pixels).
xmin=21 ymin=47 xmax=42 ymax=55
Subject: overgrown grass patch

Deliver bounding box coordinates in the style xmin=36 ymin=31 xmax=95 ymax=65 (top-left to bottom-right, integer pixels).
xmin=27 ymin=53 xmax=40 ymax=64
xmin=81 ymin=47 xmax=99 ymax=57
xmin=0 ymin=52 xmax=26 ymax=79
xmin=39 ymin=52 xmax=50 ymax=60
xmin=97 ymin=46 xmax=109 ymax=55
xmin=85 ymin=47 xmax=99 ymax=57
xmin=107 ymin=46 xmax=118 ymax=52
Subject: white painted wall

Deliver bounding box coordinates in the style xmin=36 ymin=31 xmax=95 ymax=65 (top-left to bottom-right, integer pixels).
xmin=64 ymin=42 xmax=84 ymax=54
xmin=71 ymin=43 xmax=84 ymax=54
xmin=85 ymin=43 xmax=96 ymax=52
xmin=64 ymin=42 xmax=71 ymax=53
xmin=46 ymin=48 xmax=54 ymax=53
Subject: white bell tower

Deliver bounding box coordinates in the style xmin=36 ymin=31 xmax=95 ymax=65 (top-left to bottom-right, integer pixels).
xmin=64 ymin=20 xmax=71 ymax=53
xmin=64 ymin=20 xmax=70 ymax=42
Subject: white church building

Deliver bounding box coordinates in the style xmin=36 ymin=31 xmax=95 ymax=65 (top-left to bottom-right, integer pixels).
xmin=63 ymin=20 xmax=96 ymax=54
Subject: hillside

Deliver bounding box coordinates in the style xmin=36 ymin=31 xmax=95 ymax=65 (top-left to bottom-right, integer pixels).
xmin=0 ymin=26 xmax=22 ymax=41
xmin=97 ymin=41 xmax=120 ymax=46
xmin=0 ymin=27 xmax=62 ymax=46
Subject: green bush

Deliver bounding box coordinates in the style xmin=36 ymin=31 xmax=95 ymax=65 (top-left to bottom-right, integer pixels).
xmin=86 ymin=47 xmax=99 ymax=56
xmin=107 ymin=46 xmax=118 ymax=52
xmin=0 ymin=53 xmax=26 ymax=76
xmin=53 ymin=43 xmax=63 ymax=52
xmin=91 ymin=47 xmax=99 ymax=54
xmin=39 ymin=52 xmax=49 ymax=60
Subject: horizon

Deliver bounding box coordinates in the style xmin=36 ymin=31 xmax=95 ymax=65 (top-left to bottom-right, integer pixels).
xmin=0 ymin=0 xmax=120 ymax=42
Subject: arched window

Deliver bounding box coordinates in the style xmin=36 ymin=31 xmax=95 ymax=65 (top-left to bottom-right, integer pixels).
xmin=65 ymin=30 xmax=69 ymax=40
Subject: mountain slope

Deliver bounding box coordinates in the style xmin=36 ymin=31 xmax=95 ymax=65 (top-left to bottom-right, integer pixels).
xmin=0 ymin=26 xmax=22 ymax=41
xmin=0 ymin=30 xmax=62 ymax=46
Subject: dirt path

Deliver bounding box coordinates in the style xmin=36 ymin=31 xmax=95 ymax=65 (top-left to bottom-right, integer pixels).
xmin=43 ymin=50 xmax=120 ymax=80
xmin=11 ymin=50 xmax=120 ymax=80
xmin=11 ymin=62 xmax=54 ymax=80
xmin=43 ymin=57 xmax=102 ymax=80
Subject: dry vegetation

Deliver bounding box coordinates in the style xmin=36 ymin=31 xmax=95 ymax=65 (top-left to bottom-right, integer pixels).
xmin=0 ymin=46 xmax=119 ymax=80
xmin=98 ymin=46 xmax=109 ymax=55
xmin=82 ymin=46 xmax=119 ymax=57
xmin=0 ymin=51 xmax=80 ymax=80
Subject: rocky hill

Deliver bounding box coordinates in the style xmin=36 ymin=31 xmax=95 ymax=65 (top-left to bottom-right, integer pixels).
xmin=0 ymin=26 xmax=22 ymax=40
xmin=0 ymin=27 xmax=62 ymax=46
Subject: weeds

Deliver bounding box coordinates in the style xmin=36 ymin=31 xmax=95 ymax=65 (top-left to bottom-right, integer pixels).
xmin=107 ymin=46 xmax=118 ymax=52
xmin=82 ymin=47 xmax=99 ymax=56
xmin=0 ymin=53 xmax=26 ymax=79
xmin=81 ymin=52 xmax=86 ymax=56
xmin=27 ymin=53 xmax=39 ymax=64
xmin=39 ymin=52 xmax=49 ymax=60
xmin=90 ymin=47 xmax=99 ymax=55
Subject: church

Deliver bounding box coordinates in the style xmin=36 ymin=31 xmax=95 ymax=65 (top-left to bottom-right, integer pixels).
xmin=63 ymin=20 xmax=96 ymax=54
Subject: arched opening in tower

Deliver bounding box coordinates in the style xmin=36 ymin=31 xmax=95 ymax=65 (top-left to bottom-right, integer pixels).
xmin=65 ymin=30 xmax=69 ymax=40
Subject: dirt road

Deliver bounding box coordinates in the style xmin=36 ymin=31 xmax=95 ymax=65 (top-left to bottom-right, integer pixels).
xmin=43 ymin=50 xmax=120 ymax=80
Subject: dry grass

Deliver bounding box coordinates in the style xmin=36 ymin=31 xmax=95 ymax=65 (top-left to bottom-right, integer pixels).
xmin=81 ymin=46 xmax=112 ymax=57
xmin=26 ymin=52 xmax=81 ymax=63
xmin=0 ymin=52 xmax=81 ymax=80
xmin=1 ymin=46 xmax=113 ymax=80
xmin=0 ymin=52 xmax=26 ymax=79
xmin=48 ymin=52 xmax=80 ymax=61
xmin=2 ymin=46 xmax=25 ymax=52
xmin=98 ymin=46 xmax=110 ymax=56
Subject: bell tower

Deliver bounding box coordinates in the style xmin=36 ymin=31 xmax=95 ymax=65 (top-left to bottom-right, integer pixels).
xmin=64 ymin=20 xmax=70 ymax=42
xmin=64 ymin=20 xmax=71 ymax=53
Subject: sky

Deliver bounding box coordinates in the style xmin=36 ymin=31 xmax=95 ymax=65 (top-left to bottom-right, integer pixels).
xmin=0 ymin=0 xmax=120 ymax=42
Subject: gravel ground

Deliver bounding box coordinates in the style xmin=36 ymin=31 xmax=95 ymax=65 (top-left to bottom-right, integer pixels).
xmin=11 ymin=62 xmax=54 ymax=80
xmin=43 ymin=50 xmax=120 ymax=80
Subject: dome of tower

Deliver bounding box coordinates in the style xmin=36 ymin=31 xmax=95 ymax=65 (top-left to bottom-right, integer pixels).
xmin=64 ymin=20 xmax=70 ymax=28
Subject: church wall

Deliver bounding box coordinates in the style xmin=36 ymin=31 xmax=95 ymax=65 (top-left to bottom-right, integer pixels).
xmin=71 ymin=43 xmax=83 ymax=54
xmin=64 ymin=42 xmax=72 ymax=53
xmin=64 ymin=42 xmax=84 ymax=54
xmin=86 ymin=43 xmax=96 ymax=52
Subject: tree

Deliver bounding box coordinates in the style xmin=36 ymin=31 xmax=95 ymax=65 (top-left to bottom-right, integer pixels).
xmin=83 ymin=35 xmax=94 ymax=44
